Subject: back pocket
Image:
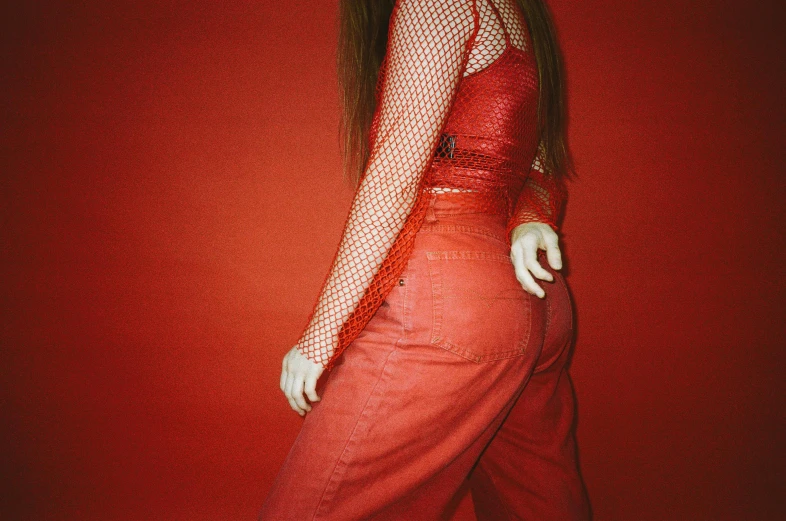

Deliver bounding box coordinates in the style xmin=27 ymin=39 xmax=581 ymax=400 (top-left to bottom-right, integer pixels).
xmin=426 ymin=250 xmax=532 ymax=362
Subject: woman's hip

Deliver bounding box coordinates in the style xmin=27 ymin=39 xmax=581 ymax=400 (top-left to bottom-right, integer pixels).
xmin=375 ymin=197 xmax=549 ymax=366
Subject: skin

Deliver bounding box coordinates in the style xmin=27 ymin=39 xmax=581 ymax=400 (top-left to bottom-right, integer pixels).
xmin=280 ymin=221 xmax=562 ymax=415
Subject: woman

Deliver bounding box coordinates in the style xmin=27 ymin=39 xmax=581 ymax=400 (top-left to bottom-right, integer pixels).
xmin=261 ymin=0 xmax=590 ymax=519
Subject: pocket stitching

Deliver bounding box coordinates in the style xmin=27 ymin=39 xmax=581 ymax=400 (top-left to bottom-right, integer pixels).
xmin=425 ymin=250 xmax=513 ymax=262
xmin=426 ymin=251 xmax=530 ymax=363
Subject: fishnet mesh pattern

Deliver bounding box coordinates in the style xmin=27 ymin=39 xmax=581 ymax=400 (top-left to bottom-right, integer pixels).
xmin=505 ymin=141 xmax=567 ymax=237
xmin=296 ymin=0 xmax=566 ymax=369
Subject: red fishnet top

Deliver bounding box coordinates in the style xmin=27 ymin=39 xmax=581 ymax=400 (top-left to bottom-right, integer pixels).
xmin=296 ymin=0 xmax=566 ymax=369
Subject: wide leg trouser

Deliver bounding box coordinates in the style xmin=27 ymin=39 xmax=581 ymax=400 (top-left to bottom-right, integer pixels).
xmin=259 ymin=192 xmax=591 ymax=521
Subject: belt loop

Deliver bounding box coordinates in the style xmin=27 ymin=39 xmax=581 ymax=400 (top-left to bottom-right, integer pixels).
xmin=425 ymin=192 xmax=438 ymax=223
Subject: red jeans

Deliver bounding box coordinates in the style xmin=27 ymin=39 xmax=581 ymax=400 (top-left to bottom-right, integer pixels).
xmin=260 ymin=191 xmax=590 ymax=520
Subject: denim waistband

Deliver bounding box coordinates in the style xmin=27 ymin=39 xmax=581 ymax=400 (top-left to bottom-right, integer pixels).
xmin=423 ymin=189 xmax=509 ymax=219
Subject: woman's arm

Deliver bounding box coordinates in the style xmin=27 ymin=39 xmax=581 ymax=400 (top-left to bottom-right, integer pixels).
xmin=281 ymin=0 xmax=478 ymax=415
xmin=507 ymin=141 xmax=567 ymax=235
xmin=507 ymin=142 xmax=568 ymax=298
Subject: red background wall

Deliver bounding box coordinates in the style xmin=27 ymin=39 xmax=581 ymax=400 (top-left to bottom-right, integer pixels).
xmin=2 ymin=1 xmax=784 ymax=519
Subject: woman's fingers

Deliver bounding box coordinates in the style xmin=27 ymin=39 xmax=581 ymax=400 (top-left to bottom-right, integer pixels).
xmin=280 ymin=356 xmax=288 ymax=393
xmin=511 ymin=241 xmax=546 ymax=298
xmin=543 ymin=229 xmax=563 ymax=271
xmin=279 ymin=347 xmax=324 ymax=416
xmin=522 ymin=233 xmax=553 ymax=282
xmin=283 ymin=372 xmax=303 ymax=415
xmin=518 ymin=265 xmax=545 ymax=299
xmin=510 ymin=223 xmax=565 ymax=299
xmin=304 ymin=374 xmax=321 ymax=404
xmin=292 ymin=377 xmax=310 ymax=414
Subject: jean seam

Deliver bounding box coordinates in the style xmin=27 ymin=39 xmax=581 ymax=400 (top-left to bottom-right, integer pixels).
xmin=428 ymin=254 xmax=443 ymax=348
xmin=558 ymin=273 xmax=574 ymax=333
xmin=402 ymin=263 xmax=412 ymax=341
xmin=313 ymin=345 xmax=400 ymax=520
xmin=533 ymin=273 xmax=571 ymax=374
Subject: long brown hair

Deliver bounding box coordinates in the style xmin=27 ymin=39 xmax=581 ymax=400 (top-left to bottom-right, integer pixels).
xmin=336 ymin=0 xmax=569 ymax=188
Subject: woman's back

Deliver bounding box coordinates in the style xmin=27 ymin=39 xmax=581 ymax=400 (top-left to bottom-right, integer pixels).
xmin=426 ymin=0 xmax=541 ymax=211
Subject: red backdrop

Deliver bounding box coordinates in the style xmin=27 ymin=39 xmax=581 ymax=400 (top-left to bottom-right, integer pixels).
xmin=2 ymin=1 xmax=784 ymax=520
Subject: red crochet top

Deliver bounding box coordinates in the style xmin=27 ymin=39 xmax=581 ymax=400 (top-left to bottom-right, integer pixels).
xmin=296 ymin=0 xmax=566 ymax=369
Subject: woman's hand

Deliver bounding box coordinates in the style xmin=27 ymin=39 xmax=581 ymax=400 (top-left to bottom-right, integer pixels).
xmin=510 ymin=222 xmax=563 ymax=299
xmin=280 ymin=346 xmax=324 ymax=416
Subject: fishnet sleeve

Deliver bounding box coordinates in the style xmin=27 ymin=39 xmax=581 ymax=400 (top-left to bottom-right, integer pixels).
xmin=506 ymin=141 xmax=567 ymax=239
xmin=295 ymin=0 xmax=478 ymax=369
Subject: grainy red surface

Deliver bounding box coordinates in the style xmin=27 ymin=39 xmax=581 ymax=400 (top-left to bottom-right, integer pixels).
xmin=2 ymin=1 xmax=784 ymax=520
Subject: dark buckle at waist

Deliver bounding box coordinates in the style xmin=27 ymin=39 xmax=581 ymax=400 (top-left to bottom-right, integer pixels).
xmin=432 ymin=133 xmax=522 ymax=167
xmin=435 ymin=133 xmax=457 ymax=159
